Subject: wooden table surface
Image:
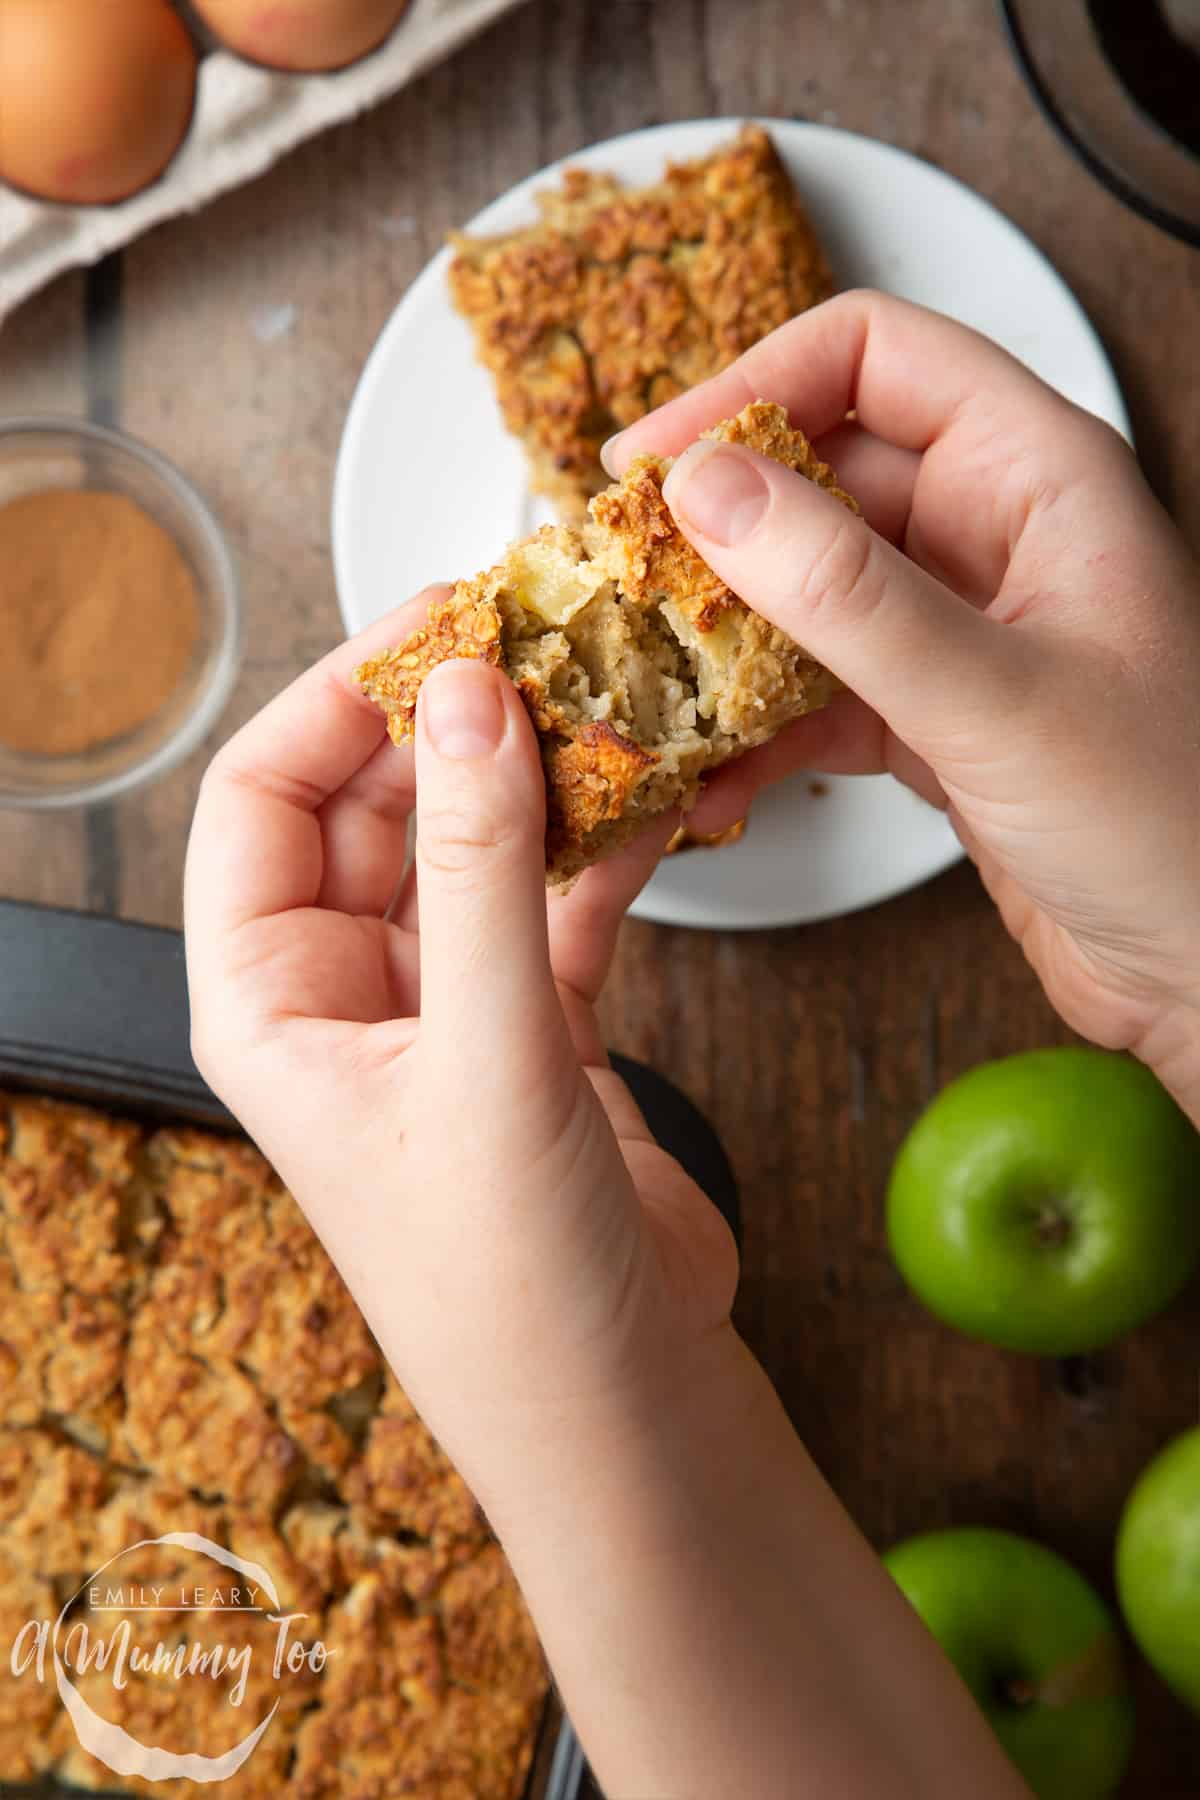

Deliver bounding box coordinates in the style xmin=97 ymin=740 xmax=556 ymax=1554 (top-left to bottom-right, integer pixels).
xmin=2 ymin=1 xmax=1198 ymax=1791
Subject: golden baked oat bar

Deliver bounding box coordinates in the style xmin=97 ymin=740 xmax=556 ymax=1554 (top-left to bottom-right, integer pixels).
xmin=356 ymin=400 xmax=856 ymax=884
xmin=0 ymin=1092 xmax=547 ymax=1800
xmin=449 ymin=124 xmax=833 ymax=517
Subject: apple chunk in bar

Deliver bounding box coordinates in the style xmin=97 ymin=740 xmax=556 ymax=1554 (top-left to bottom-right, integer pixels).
xmin=356 ymin=401 xmax=857 ymax=885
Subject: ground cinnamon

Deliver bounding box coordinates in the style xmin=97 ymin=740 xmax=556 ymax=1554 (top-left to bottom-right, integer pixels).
xmin=0 ymin=487 xmax=199 ymax=756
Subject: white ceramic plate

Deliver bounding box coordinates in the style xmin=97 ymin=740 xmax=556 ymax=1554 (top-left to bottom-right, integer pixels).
xmin=333 ymin=118 xmax=1130 ymax=931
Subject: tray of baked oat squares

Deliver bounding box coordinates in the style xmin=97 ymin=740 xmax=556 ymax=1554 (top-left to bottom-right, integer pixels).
xmin=0 ymin=898 xmax=581 ymax=1800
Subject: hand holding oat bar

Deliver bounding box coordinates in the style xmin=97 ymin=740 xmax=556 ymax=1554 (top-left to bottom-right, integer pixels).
xmin=355 ymin=400 xmax=854 ymax=883
xmin=611 ymin=289 xmax=1200 ymax=1130
xmin=185 ymin=618 xmax=1025 ymax=1800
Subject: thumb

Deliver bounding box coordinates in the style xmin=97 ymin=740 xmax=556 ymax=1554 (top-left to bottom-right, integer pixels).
xmin=662 ymin=441 xmax=1037 ymax=756
xmin=414 ymin=659 xmax=569 ymax=1072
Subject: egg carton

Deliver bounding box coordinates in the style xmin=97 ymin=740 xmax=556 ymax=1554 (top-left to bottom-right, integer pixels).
xmin=0 ymin=0 xmax=526 ymax=327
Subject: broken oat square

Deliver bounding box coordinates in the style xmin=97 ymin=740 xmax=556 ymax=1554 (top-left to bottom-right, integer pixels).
xmin=355 ymin=400 xmax=858 ymax=885
xmin=448 ymin=123 xmax=833 ymax=519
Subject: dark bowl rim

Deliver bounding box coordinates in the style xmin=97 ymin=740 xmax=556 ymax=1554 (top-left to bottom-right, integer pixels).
xmin=997 ymin=0 xmax=1200 ymax=250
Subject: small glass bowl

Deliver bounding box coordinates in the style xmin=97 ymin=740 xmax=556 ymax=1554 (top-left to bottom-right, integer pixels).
xmin=0 ymin=418 xmax=240 ymax=809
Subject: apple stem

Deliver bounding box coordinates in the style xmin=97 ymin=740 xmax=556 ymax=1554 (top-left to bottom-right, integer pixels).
xmin=1035 ymin=1207 xmax=1071 ymax=1247
xmin=1002 ymin=1676 xmax=1038 ymax=1708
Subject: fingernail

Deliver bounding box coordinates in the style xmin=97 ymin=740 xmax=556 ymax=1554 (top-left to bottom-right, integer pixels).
xmin=663 ymin=444 xmax=769 ymax=546
xmin=420 ymin=660 xmax=505 ymax=759
xmin=599 ymin=432 xmax=623 ymax=477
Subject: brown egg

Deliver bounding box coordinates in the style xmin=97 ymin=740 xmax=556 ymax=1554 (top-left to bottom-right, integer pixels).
xmin=193 ymin=0 xmax=410 ymax=72
xmin=193 ymin=0 xmax=411 ymax=72
xmin=0 ymin=0 xmax=197 ymax=206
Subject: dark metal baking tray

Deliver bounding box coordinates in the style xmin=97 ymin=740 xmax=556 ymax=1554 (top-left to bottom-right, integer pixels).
xmin=0 ymin=898 xmax=230 ymax=1127
xmin=0 ymin=900 xmax=741 ymax=1226
xmin=0 ymin=898 xmax=740 ymax=1800
xmin=0 ymin=898 xmax=577 ymax=1800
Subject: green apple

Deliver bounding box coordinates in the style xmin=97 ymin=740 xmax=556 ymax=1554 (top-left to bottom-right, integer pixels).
xmin=886 ymin=1048 xmax=1200 ymax=1355
xmin=884 ymin=1527 xmax=1134 ymax=1799
xmin=1115 ymin=1425 xmax=1200 ymax=1714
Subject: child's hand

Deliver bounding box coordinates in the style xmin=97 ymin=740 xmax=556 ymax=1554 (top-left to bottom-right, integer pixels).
xmin=608 ymin=291 xmax=1200 ymax=1122
xmin=184 ymin=583 xmax=1029 ymax=1800
xmin=184 ymin=613 xmax=737 ymax=1516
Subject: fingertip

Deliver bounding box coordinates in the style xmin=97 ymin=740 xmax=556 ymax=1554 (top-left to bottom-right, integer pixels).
xmin=599 ymin=432 xmax=625 ymax=478
xmin=416 ymin=660 xmax=540 ymax=781
xmin=662 ymin=441 xmax=772 ymax=549
xmin=659 ymin=439 xmax=704 ymax=509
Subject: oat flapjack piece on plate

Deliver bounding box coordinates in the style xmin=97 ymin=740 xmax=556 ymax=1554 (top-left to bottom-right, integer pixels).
xmin=448 ymin=123 xmax=833 ymax=518
xmin=355 ymin=400 xmax=857 ymax=885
